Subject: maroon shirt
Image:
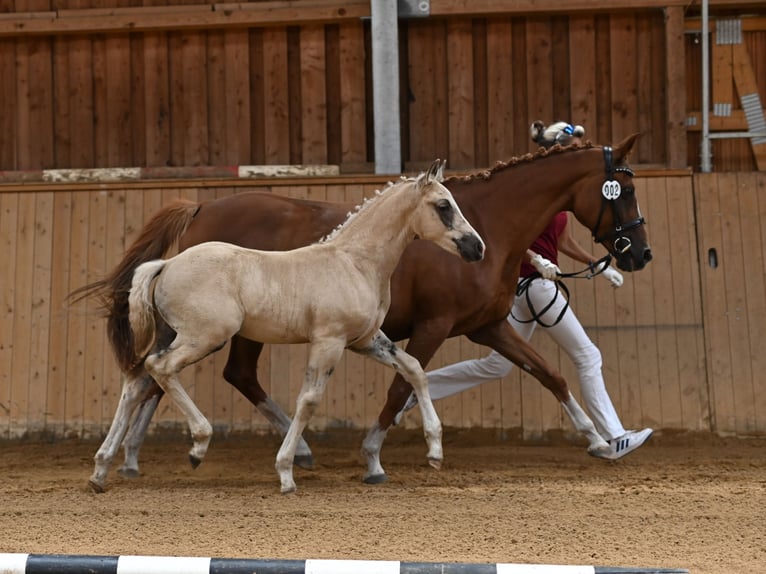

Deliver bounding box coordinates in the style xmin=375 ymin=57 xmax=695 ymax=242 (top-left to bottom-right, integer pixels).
xmin=519 ymin=211 xmax=568 ymax=278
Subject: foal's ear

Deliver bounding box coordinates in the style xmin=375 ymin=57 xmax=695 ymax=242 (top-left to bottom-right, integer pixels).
xmin=425 ymin=158 xmax=443 ymax=184
xmin=613 ymin=133 xmax=641 ymax=161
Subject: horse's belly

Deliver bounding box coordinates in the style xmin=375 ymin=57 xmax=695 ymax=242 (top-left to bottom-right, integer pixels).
xmin=237 ymin=318 xmax=309 ymax=345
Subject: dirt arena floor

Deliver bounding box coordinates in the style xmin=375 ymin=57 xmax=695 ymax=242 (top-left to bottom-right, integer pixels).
xmin=0 ymin=429 xmax=764 ymax=574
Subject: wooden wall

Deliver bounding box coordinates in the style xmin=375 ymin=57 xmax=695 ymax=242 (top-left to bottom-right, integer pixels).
xmin=0 ymin=3 xmax=687 ymax=173
xmin=5 ymin=171 xmax=762 ymax=441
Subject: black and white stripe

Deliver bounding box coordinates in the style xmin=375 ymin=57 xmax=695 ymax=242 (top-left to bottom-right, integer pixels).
xmin=0 ymin=553 xmax=688 ymax=574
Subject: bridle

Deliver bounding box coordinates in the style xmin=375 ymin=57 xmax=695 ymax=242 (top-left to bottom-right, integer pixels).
xmin=591 ymin=146 xmax=645 ymax=254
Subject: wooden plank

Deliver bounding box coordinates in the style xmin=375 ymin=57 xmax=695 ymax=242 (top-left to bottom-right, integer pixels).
xmin=719 ymin=173 xmax=755 ymax=434
xmin=64 ymin=191 xmax=90 ymax=436
xmin=262 ymin=27 xmax=290 ymax=164
xmin=446 ymin=18 xmax=475 ymax=169
xmin=550 ymin=16 xmax=570 ymax=120
xmin=207 ymin=30 xmax=227 ymax=166
xmin=664 ymin=6 xmax=686 ymax=168
xmin=183 ymin=31 xmax=209 ymax=166
xmin=83 ymin=191 xmax=107 ymax=435
xmin=224 ymin=29 xmax=251 ymax=164
xmin=731 ymin=42 xmax=766 ymax=170
xmin=661 ymin=177 xmax=708 ymax=430
xmin=406 ymin=21 xmax=435 ymax=164
xmin=143 ymin=32 xmax=171 ymax=166
xmin=593 ymin=15 xmax=612 ymax=144
xmin=28 ymin=192 xmax=54 ymax=433
xmin=69 ymin=35 xmax=94 ymax=168
xmin=568 ymin=16 xmax=597 ymax=136
xmin=46 ymin=192 xmax=73 ymax=432
xmin=733 ymin=173 xmax=763 ymax=434
xmin=472 ymin=20 xmax=488 ymax=168
xmin=752 ymin=174 xmax=766 ymax=433
xmin=10 ymin=194 xmax=36 ymax=434
xmin=299 ymin=26 xmax=327 ymax=165
xmin=525 ymin=18 xmax=553 ymax=145
xmin=485 ymin=18 xmax=514 ymax=162
xmin=635 ymin=13 xmax=658 ymax=163
xmin=0 ymin=194 xmax=19 ymax=437
xmin=696 ymin=174 xmax=735 ymax=433
xmin=609 ymin=13 xmax=638 ymax=143
xmin=92 ymin=35 xmax=108 ymax=167
xmin=338 ymin=22 xmax=366 ymax=165
xmin=130 ymin=34 xmax=146 ymax=168
xmin=636 ymin=180 xmax=671 ymax=429
xmin=0 ymin=1 xmax=371 ymax=36
xmin=0 ymin=38 xmax=14 ymax=168
xmin=711 ymin=43 xmax=733 ymax=116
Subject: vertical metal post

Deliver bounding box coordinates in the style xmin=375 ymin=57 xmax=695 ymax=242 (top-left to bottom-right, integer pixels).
xmin=701 ymin=0 xmax=712 ymax=172
xmin=371 ymin=0 xmax=402 ymax=174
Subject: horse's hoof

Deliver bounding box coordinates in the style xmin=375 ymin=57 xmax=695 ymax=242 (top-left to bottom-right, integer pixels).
xmin=363 ymin=473 xmax=388 ymax=485
xmin=294 ymin=454 xmax=315 ymax=470
xmin=280 ymin=484 xmax=297 ymax=495
xmin=117 ymin=467 xmax=140 ymax=479
xmin=189 ymin=454 xmax=202 ymax=469
xmin=428 ymin=457 xmax=443 ymax=471
xmin=88 ymin=479 xmax=105 ymax=494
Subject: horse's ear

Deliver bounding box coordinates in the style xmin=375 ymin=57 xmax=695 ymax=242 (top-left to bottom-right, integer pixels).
xmin=613 ymin=133 xmax=641 ymax=161
xmin=436 ymin=159 xmax=446 ymax=182
xmin=426 ymin=158 xmax=442 ymax=183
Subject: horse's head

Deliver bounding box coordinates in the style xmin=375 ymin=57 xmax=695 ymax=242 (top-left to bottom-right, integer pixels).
xmin=414 ymin=159 xmax=485 ymax=262
xmin=573 ymin=134 xmax=652 ymax=272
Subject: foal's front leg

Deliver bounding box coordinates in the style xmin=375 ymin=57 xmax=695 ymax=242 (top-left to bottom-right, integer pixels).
xmin=275 ymin=338 xmax=345 ymax=494
xmin=353 ymin=331 xmax=443 ymax=481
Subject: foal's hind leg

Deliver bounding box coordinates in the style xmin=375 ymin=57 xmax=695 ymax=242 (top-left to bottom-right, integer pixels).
xmin=90 ymin=371 xmax=157 ymax=492
xmin=145 ymin=339 xmax=221 ymax=467
xmin=275 ymin=337 xmax=345 ymax=494
xmin=353 ymin=330 xmax=443 ymax=483
xmin=225 ymin=336 xmax=314 ymax=469
xmin=118 ymin=390 xmax=162 ymax=478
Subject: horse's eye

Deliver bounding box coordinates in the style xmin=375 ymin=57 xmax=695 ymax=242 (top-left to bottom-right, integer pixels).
xmin=623 ymin=186 xmax=635 ymax=195
xmin=437 ymin=200 xmax=452 ymax=212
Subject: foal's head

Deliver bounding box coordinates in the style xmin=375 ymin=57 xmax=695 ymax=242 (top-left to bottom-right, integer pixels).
xmin=413 ymin=159 xmax=485 ymax=262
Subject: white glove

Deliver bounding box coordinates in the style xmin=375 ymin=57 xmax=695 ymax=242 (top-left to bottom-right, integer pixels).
xmin=530 ymin=254 xmax=560 ymax=280
xmin=595 ymin=262 xmax=623 ymax=288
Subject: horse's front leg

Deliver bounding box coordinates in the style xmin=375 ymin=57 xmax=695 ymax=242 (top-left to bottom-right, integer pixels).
xmin=275 ymin=338 xmax=345 ymax=494
xmin=354 ymin=330 xmax=446 ymax=483
xmin=468 ymin=320 xmax=610 ymax=456
xmin=224 ymin=336 xmax=314 ymax=469
xmin=90 ymin=371 xmax=157 ymax=492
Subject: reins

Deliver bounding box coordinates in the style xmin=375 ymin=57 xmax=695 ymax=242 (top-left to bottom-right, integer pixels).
xmin=512 ymin=254 xmax=612 ymax=327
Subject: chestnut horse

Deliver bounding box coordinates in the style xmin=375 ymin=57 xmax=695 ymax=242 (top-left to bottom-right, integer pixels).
xmin=74 ymin=135 xmax=651 ymax=489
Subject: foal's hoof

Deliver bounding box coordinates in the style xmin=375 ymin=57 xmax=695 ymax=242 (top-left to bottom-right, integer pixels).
xmin=189 ymin=454 xmax=202 ymax=469
xmin=428 ymin=457 xmax=443 ymax=471
xmin=88 ymin=479 xmax=106 ymax=494
xmin=280 ymin=484 xmax=297 ymax=495
xmin=117 ymin=467 xmax=140 ymax=479
xmin=363 ymin=473 xmax=388 ymax=485
xmin=294 ymin=454 xmax=315 ymax=470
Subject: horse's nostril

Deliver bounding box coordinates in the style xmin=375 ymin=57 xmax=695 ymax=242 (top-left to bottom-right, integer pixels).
xmin=644 ymin=249 xmax=653 ymax=262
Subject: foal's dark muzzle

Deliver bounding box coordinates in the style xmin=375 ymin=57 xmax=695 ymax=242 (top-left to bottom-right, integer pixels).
xmin=455 ymin=234 xmax=485 ymax=262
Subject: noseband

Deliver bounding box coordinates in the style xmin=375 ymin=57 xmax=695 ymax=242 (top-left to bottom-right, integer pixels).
xmin=592 ymin=146 xmax=645 ymax=254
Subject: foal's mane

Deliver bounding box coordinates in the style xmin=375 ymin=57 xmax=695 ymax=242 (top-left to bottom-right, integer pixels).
xmin=443 ymin=141 xmax=595 ymax=184
xmin=319 ymin=175 xmax=416 ymax=244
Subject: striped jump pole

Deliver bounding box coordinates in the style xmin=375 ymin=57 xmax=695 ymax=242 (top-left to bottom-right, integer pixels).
xmin=0 ymin=554 xmax=689 ymax=574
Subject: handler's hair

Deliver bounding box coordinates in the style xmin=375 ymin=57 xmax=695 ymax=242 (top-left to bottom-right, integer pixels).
xmin=530 ymin=120 xmax=585 ymax=149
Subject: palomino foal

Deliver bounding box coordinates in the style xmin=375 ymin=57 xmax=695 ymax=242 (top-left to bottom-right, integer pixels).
xmin=99 ymin=160 xmax=484 ymax=493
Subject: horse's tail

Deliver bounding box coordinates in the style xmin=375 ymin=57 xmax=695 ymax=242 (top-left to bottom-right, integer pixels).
xmin=128 ymin=259 xmax=167 ymax=366
xmin=67 ymin=199 xmax=199 ymax=373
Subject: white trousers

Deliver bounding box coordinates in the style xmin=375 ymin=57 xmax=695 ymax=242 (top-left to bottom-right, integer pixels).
xmin=426 ymin=278 xmax=626 ymax=441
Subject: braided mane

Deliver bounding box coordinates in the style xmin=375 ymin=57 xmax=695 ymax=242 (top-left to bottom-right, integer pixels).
xmin=443 ymin=140 xmax=595 ymax=184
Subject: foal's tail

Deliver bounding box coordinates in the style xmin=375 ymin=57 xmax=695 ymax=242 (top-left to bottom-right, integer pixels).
xmin=67 ymin=200 xmax=200 ymax=373
xmin=128 ymin=260 xmax=167 ymax=367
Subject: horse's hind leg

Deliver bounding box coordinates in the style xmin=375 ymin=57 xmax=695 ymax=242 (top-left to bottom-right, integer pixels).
xmin=118 ymin=390 xmax=162 ymax=478
xmin=275 ymin=337 xmax=345 ymax=494
xmin=90 ymin=371 xmax=157 ymax=492
xmin=354 ymin=330 xmax=443 ymax=483
xmin=224 ymin=336 xmax=314 ymax=469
